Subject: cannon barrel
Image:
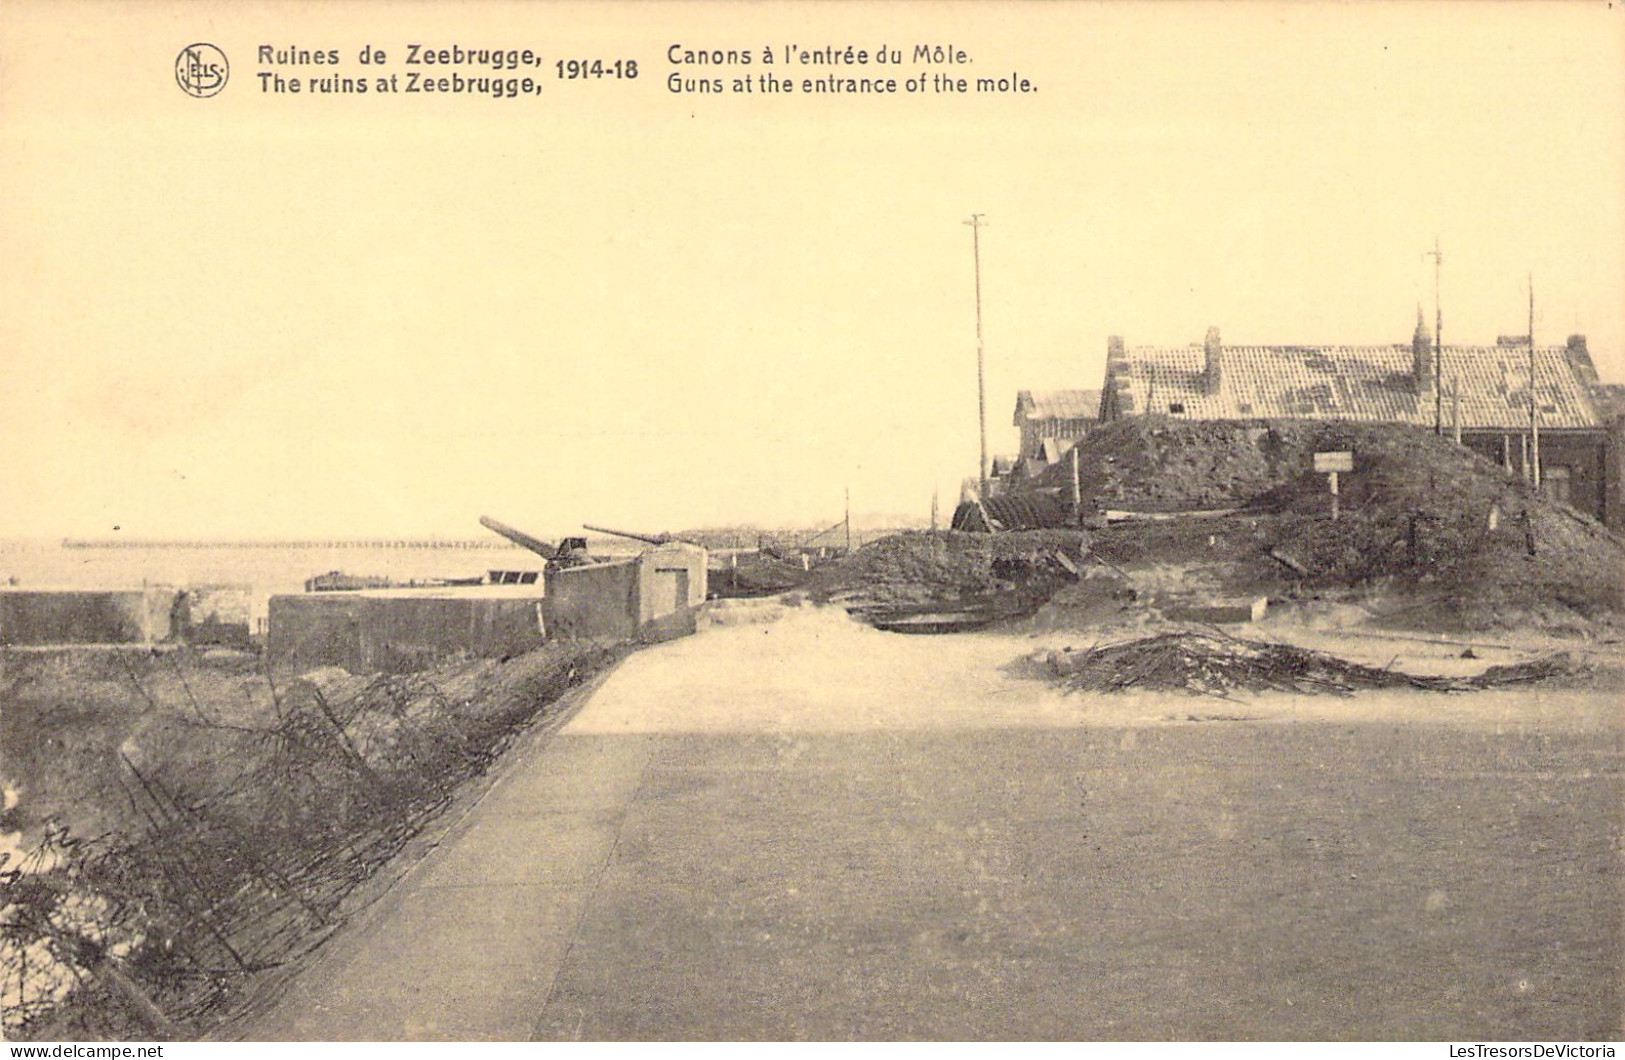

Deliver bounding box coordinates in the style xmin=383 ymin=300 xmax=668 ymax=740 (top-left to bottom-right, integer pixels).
xmin=478 ymin=515 xmax=556 ymax=559
xmin=582 ymin=523 xmax=673 ymax=545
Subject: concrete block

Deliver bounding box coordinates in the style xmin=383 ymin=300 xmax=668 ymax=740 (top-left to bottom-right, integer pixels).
xmin=1163 ymin=596 xmax=1269 ymax=625
xmin=539 ymin=545 xmax=709 ymax=645
xmin=544 ymin=561 xmax=639 ymax=641
xmin=267 ymin=588 xmax=547 ymax=674
xmin=637 ymin=544 xmax=707 ymax=624
xmin=0 ymin=588 xmax=176 ymax=645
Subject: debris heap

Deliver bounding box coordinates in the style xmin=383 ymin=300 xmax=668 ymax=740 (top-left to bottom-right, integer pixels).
xmin=808 ymin=529 xmax=1088 ymax=623
xmin=1028 ymin=418 xmax=1624 ymax=627
xmin=1046 ymin=630 xmax=1576 ymax=697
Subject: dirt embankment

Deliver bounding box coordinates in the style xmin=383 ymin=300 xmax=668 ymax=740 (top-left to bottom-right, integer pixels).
xmin=806 ymin=530 xmax=1089 ymax=619
xmin=1027 ymin=419 xmax=1625 ymax=634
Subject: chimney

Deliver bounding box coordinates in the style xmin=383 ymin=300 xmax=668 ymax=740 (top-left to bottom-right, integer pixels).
xmin=1566 ymin=333 xmax=1598 ymax=385
xmin=1412 ymin=305 xmax=1434 ymax=394
xmin=1103 ymin=335 xmax=1127 ymax=420
xmin=1203 ymin=326 xmax=1222 ymax=395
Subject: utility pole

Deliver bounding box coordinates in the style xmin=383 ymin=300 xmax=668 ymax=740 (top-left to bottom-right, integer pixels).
xmin=1426 ymin=238 xmax=1443 ymax=434
xmin=965 ymin=213 xmax=989 ymax=498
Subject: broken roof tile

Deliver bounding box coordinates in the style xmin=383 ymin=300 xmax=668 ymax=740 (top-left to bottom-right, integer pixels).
xmin=1106 ymin=344 xmax=1601 ymax=430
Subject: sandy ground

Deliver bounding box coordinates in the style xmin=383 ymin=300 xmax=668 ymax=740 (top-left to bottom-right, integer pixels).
xmin=242 ymin=600 xmax=1623 ymax=1041
xmin=583 ymin=601 xmax=1622 ymax=735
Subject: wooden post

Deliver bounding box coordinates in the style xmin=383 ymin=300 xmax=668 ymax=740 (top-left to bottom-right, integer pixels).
xmin=1450 ymin=377 xmax=1461 ymax=445
xmin=1532 ymin=414 xmax=1541 ymax=491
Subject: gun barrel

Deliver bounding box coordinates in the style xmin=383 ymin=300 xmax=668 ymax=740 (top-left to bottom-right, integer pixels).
xmin=582 ymin=523 xmax=670 ymax=545
xmin=478 ymin=515 xmax=556 ymax=559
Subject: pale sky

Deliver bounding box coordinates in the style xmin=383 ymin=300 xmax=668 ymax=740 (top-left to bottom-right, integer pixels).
xmin=3 ymin=1 xmax=1622 ymax=538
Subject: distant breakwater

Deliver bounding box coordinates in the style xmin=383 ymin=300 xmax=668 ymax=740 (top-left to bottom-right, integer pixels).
xmin=60 ymin=539 xmax=524 ymax=551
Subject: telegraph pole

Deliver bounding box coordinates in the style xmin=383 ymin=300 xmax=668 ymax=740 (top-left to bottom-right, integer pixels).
xmin=1426 ymin=238 xmax=1443 ymax=433
xmin=965 ymin=213 xmax=989 ymax=498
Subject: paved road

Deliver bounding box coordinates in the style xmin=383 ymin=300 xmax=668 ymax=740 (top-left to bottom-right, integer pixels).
xmin=247 ymin=605 xmax=1623 ymax=1040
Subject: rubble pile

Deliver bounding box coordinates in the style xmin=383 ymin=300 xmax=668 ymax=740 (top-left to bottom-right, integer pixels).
xmin=1242 ymin=426 xmax=1624 ymax=623
xmin=1029 ymin=418 xmax=1623 ymax=628
xmin=808 ymin=530 xmax=1088 ymax=621
xmin=1034 ymin=417 xmax=1283 ymax=511
xmin=709 ymin=552 xmax=823 ymax=598
xmin=1453 ymin=502 xmax=1625 ymax=626
xmin=1046 ymin=630 xmax=1577 ymax=697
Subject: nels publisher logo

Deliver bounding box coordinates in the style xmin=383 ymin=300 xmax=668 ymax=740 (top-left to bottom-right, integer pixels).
xmin=175 ymin=43 xmax=229 ymax=97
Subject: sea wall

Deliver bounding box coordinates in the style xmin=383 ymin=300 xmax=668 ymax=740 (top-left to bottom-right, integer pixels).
xmin=0 ymin=589 xmax=175 ymax=645
xmin=267 ymin=589 xmax=547 ymax=673
xmin=266 ymin=544 xmax=709 ymax=673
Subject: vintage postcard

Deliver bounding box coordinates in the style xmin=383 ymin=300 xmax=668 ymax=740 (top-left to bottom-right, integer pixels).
xmin=1 ymin=0 xmax=1621 ymax=1046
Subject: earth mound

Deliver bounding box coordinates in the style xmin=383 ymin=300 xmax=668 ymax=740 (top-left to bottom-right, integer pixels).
xmin=1030 ymin=419 xmax=1624 ymax=629
xmin=807 ymin=529 xmax=1089 ymax=619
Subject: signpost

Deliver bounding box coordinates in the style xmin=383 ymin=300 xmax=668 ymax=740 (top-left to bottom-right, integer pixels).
xmin=1313 ymin=451 xmax=1354 ymax=521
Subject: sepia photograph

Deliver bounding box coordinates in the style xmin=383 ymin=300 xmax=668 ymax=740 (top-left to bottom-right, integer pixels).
xmin=1 ymin=0 xmax=1622 ymax=1045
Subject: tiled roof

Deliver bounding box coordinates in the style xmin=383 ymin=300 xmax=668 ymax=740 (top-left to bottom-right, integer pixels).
xmin=1105 ymin=344 xmax=1602 ymax=430
xmin=1014 ymin=389 xmax=1101 ymax=425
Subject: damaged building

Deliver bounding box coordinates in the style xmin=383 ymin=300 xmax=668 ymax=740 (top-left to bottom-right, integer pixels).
xmin=1097 ymin=320 xmax=1616 ymax=525
xmin=1011 ymin=389 xmax=1101 ymax=476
